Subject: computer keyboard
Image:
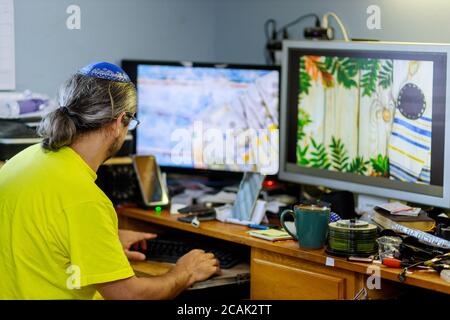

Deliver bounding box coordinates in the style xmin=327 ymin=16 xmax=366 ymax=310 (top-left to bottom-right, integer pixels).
xmin=144 ymin=238 xmax=243 ymax=269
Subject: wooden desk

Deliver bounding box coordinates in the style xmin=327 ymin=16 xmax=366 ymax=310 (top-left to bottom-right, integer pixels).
xmin=118 ymin=207 xmax=450 ymax=299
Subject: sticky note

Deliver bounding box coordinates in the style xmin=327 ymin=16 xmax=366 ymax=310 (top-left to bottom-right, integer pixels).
xmin=326 ymin=257 xmax=335 ymax=267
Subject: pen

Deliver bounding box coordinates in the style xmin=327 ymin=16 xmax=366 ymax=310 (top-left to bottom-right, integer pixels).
xmin=247 ymin=224 xmax=270 ymax=230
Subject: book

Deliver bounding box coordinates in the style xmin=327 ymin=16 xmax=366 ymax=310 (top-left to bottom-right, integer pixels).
xmin=375 ymin=202 xmax=421 ymax=217
xmin=390 ymin=208 xmax=421 ymax=217
xmin=247 ymin=228 xmax=293 ymax=241
xmin=372 ymin=208 xmax=435 ymax=232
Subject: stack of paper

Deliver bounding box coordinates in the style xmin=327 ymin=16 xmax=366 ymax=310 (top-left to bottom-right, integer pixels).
xmin=247 ymin=228 xmax=292 ymax=241
xmin=375 ymin=202 xmax=421 ymax=217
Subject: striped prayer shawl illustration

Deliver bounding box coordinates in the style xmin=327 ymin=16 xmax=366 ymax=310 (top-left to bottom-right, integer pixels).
xmin=388 ymin=114 xmax=431 ymax=184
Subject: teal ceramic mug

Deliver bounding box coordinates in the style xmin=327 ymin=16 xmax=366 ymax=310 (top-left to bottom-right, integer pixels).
xmin=280 ymin=204 xmax=330 ymax=249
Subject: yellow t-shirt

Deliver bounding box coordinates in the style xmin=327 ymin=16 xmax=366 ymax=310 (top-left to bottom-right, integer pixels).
xmin=0 ymin=144 xmax=134 ymax=299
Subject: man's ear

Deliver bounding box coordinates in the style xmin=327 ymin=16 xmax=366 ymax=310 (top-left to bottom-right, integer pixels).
xmin=113 ymin=112 xmax=126 ymax=137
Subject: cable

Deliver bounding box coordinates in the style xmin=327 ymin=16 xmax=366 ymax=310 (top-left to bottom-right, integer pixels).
xmin=264 ymin=19 xmax=277 ymax=41
xmin=263 ymin=14 xmax=320 ymax=64
xmin=264 ymin=19 xmax=277 ymax=64
xmin=276 ymin=13 xmax=321 ymax=37
xmin=322 ymin=12 xmax=350 ymax=41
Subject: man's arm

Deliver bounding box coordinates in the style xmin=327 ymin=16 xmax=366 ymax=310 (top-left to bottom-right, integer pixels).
xmin=95 ymin=249 xmax=220 ymax=299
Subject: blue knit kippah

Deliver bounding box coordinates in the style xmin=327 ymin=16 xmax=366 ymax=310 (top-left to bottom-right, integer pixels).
xmin=77 ymin=62 xmax=131 ymax=83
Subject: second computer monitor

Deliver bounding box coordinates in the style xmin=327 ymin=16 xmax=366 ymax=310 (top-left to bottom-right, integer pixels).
xmin=279 ymin=41 xmax=450 ymax=208
xmin=122 ymin=60 xmax=280 ymax=175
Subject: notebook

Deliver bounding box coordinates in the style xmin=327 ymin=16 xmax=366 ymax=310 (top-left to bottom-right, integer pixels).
xmin=372 ymin=208 xmax=435 ymax=231
xmin=247 ymin=228 xmax=293 ymax=241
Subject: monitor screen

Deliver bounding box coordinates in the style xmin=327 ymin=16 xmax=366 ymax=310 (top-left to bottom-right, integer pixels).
xmin=279 ymin=41 xmax=450 ymax=208
xmin=125 ymin=61 xmax=280 ymax=175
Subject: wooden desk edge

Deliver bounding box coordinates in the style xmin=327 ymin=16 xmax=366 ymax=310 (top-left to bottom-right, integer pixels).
xmin=118 ymin=208 xmax=450 ymax=295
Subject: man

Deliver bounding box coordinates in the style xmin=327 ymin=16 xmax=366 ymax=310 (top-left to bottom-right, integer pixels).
xmin=0 ymin=62 xmax=220 ymax=300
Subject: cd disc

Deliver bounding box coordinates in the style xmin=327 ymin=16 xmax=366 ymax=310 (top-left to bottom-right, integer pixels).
xmin=326 ymin=219 xmax=378 ymax=257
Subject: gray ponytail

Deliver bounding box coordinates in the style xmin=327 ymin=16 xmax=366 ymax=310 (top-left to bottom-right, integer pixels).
xmin=38 ymin=74 xmax=136 ymax=151
xmin=39 ymin=107 xmax=77 ymax=151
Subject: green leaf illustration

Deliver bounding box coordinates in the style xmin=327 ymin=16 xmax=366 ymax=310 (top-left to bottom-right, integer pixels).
xmin=299 ymin=56 xmax=312 ymax=95
xmin=378 ymin=60 xmax=393 ymax=89
xmin=311 ymin=58 xmax=334 ymax=87
xmin=310 ymin=138 xmax=331 ymax=169
xmin=360 ymin=59 xmax=380 ymax=97
xmin=297 ymin=108 xmax=313 ymax=141
xmin=296 ymin=144 xmax=310 ymax=166
xmin=348 ymin=156 xmax=370 ymax=175
xmin=329 ymin=136 xmax=349 ymax=172
xmin=370 ymin=154 xmax=390 ymax=177
xmin=325 ymin=57 xmax=359 ymax=89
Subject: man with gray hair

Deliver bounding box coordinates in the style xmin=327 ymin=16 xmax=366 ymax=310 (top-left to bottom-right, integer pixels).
xmin=0 ymin=62 xmax=220 ymax=300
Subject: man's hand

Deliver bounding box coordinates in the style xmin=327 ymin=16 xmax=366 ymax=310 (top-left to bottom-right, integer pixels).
xmin=118 ymin=229 xmax=157 ymax=261
xmin=97 ymin=242 xmax=222 ymax=299
xmin=171 ymin=249 xmax=221 ymax=287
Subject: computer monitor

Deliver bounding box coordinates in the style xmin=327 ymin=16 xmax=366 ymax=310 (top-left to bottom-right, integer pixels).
xmin=122 ymin=60 xmax=280 ymax=175
xmin=279 ymin=40 xmax=450 ymax=208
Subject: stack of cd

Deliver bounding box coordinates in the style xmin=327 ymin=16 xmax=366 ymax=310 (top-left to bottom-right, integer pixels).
xmin=326 ymin=219 xmax=378 ymax=257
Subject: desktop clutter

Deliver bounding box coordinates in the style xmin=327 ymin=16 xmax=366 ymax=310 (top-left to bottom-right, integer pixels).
xmin=168 ymin=172 xmax=298 ymax=228
xmin=0 ymin=90 xmax=57 ymax=160
xmin=0 ymin=90 xmax=55 ymax=119
xmin=280 ymin=199 xmax=450 ymax=283
xmin=166 ymin=174 xmax=450 ymax=283
xmin=169 ymin=172 xmax=297 ymax=232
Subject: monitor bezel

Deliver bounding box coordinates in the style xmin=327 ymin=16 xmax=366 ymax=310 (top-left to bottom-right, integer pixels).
xmin=279 ymin=40 xmax=450 ymax=208
xmin=121 ymin=59 xmax=280 ymax=178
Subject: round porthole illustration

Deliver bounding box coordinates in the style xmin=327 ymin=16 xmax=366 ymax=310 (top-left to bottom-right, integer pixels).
xmin=396 ymin=83 xmax=426 ymax=120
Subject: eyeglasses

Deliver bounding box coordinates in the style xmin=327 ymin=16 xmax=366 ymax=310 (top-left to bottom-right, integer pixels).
xmin=125 ymin=112 xmax=140 ymax=130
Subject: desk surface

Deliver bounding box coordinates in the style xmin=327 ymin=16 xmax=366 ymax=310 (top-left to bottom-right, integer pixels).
xmin=118 ymin=207 xmax=450 ymax=295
